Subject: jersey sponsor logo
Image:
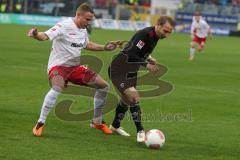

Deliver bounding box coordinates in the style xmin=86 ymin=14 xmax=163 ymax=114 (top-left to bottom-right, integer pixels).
xmin=136 ymin=40 xmax=145 ymax=49
xmin=69 ymin=33 xmax=76 ymax=35
xmin=71 ymin=43 xmax=84 ymax=48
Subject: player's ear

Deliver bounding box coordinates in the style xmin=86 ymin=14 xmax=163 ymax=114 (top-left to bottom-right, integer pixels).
xmin=76 ymin=11 xmax=83 ymax=17
xmin=77 ymin=12 xmax=81 ymax=17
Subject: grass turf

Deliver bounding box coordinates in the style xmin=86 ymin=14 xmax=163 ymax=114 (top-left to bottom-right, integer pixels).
xmin=0 ymin=24 xmax=240 ymax=160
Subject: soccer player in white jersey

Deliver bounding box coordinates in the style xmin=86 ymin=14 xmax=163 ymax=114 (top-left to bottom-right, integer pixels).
xmin=189 ymin=12 xmax=212 ymax=61
xmin=27 ymin=3 xmax=121 ymax=136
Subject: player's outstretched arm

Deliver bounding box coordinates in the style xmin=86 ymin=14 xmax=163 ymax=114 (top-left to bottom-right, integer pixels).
xmin=27 ymin=28 xmax=49 ymax=41
xmin=85 ymin=41 xmax=105 ymax=51
xmin=86 ymin=41 xmax=122 ymax=51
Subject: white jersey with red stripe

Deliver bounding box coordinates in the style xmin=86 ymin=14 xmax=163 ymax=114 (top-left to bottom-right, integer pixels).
xmin=44 ymin=18 xmax=89 ymax=71
xmin=191 ymin=19 xmax=210 ymax=38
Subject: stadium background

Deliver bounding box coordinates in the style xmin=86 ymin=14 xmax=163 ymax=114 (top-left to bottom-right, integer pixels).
xmin=0 ymin=0 xmax=239 ymax=160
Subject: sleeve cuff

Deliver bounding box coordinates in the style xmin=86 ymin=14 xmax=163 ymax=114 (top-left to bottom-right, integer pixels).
xmin=44 ymin=31 xmax=54 ymax=41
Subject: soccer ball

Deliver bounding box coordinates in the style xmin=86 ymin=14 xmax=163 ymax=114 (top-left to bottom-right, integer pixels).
xmin=145 ymin=129 xmax=165 ymax=149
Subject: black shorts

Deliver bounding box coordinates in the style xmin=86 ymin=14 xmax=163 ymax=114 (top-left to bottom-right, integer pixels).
xmin=108 ymin=53 xmax=140 ymax=94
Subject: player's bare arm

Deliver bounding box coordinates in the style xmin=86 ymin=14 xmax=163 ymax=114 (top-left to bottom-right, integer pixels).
xmin=85 ymin=41 xmax=105 ymax=51
xmin=85 ymin=40 xmax=122 ymax=51
xmin=27 ymin=28 xmax=49 ymax=41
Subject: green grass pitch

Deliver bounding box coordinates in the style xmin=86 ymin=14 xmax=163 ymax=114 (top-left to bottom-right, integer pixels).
xmin=0 ymin=24 xmax=239 ymax=160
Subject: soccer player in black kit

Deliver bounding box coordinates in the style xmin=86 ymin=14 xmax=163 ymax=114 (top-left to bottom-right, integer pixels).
xmin=108 ymin=16 xmax=175 ymax=142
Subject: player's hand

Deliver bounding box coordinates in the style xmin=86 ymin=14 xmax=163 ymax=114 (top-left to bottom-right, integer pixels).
xmin=146 ymin=63 xmax=160 ymax=73
xmin=111 ymin=40 xmax=123 ymax=47
xmin=104 ymin=40 xmax=122 ymax=51
xmin=27 ymin=27 xmax=38 ymax=38
xmin=147 ymin=56 xmax=157 ymax=65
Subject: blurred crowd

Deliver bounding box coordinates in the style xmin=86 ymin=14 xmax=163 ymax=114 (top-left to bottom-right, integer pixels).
xmin=94 ymin=0 xmax=150 ymax=7
xmin=180 ymin=0 xmax=240 ymax=16
xmin=0 ymin=0 xmax=23 ymax=13
xmin=1 ymin=0 xmax=239 ymax=18
xmin=0 ymin=0 xmax=151 ymax=14
xmin=193 ymin=0 xmax=240 ymax=6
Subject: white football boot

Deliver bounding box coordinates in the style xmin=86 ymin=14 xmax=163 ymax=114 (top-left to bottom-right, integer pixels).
xmin=109 ymin=125 xmax=130 ymax=136
xmin=137 ymin=130 xmax=145 ymax=142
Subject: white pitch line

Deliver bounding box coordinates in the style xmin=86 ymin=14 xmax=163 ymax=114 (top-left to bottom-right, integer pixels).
xmin=179 ymin=85 xmax=238 ymax=94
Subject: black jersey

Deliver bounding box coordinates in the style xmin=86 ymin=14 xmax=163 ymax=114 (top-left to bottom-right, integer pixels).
xmin=121 ymin=26 xmax=159 ymax=64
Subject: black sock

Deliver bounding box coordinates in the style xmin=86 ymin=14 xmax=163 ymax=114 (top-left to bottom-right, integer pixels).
xmin=112 ymin=101 xmax=128 ymax=128
xmin=130 ymin=103 xmax=144 ymax=132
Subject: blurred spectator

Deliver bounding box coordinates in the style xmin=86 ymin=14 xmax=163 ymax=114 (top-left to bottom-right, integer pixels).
xmin=126 ymin=0 xmax=139 ymax=5
xmin=231 ymin=5 xmax=239 ymax=14
xmin=0 ymin=0 xmax=8 ymax=13
xmin=107 ymin=0 xmax=118 ymax=18
xmin=193 ymin=0 xmax=240 ymax=6
xmin=39 ymin=0 xmax=65 ymax=16
xmin=218 ymin=0 xmax=229 ymax=6
xmin=143 ymin=0 xmax=151 ymax=7
xmin=202 ymin=2 xmax=218 ymax=15
xmin=182 ymin=0 xmax=240 ymax=15
xmin=118 ymin=0 xmax=125 ymax=4
xmin=232 ymin=0 xmax=240 ymax=6
xmin=195 ymin=0 xmax=205 ymax=4
xmin=88 ymin=0 xmax=95 ymax=6
xmin=52 ymin=0 xmax=63 ymax=16
xmin=14 ymin=0 xmax=23 ymax=13
xmin=95 ymin=0 xmax=107 ymax=8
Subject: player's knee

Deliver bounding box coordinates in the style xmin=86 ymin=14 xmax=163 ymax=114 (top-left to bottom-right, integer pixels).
xmin=50 ymin=76 xmax=65 ymax=90
xmin=128 ymin=95 xmax=140 ymax=105
xmin=95 ymin=76 xmax=109 ymax=89
xmin=52 ymin=85 xmax=63 ymax=92
xmin=133 ymin=97 xmax=140 ymax=104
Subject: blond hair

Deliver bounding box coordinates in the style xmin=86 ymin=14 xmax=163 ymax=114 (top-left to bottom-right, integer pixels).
xmin=76 ymin=3 xmax=94 ymax=14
